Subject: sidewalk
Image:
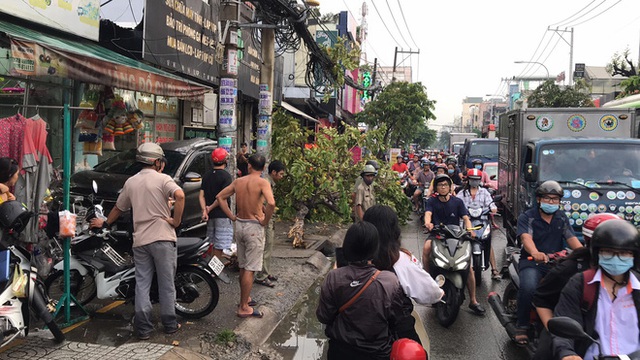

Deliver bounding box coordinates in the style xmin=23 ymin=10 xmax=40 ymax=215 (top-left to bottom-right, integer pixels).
xmin=0 ymin=220 xmax=345 ymax=360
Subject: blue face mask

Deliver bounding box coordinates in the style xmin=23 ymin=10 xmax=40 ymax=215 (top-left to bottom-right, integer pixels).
xmin=447 ymin=169 xmax=455 ymax=174
xmin=430 ymin=161 xmax=435 ymax=166
xmin=540 ymin=203 xmax=559 ymax=214
xmin=599 ymin=255 xmax=634 ymax=276
xmin=474 ymin=164 xmax=482 ymax=170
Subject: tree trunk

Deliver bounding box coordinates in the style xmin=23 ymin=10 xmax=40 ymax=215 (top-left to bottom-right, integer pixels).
xmin=288 ymin=203 xmax=309 ymax=248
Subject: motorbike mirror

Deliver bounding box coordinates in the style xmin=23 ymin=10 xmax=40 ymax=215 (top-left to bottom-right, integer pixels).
xmin=92 ymin=180 xmax=98 ymax=194
xmin=435 ymin=274 xmax=445 ymax=288
xmin=493 ymin=194 xmax=503 ymax=203
xmin=547 ymin=317 xmax=596 ymax=343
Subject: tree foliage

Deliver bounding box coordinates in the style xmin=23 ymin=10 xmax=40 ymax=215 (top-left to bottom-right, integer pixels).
xmin=606 ymin=47 xmax=637 ymax=77
xmin=618 ymin=75 xmax=640 ymax=98
xmin=356 ymin=81 xmax=436 ymax=148
xmin=436 ymin=130 xmax=450 ymax=150
xmin=527 ymin=80 xmax=593 ymax=108
xmin=271 ymin=110 xmax=411 ymax=223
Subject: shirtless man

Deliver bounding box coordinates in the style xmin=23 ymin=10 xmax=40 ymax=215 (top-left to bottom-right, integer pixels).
xmin=217 ymin=154 xmax=276 ymax=318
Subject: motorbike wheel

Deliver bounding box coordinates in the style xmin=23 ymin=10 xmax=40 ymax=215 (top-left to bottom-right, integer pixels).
xmin=174 ymin=266 xmax=219 ymax=319
xmin=44 ymin=270 xmax=97 ymax=306
xmin=435 ymin=281 xmax=461 ymax=328
xmin=502 ymin=282 xmax=518 ymax=315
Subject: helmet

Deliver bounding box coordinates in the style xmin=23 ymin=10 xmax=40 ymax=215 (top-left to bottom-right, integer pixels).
xmin=390 ymin=338 xmax=427 ymax=360
xmin=433 ymin=173 xmax=453 ymax=187
xmin=582 ymin=213 xmax=620 ymax=246
xmin=397 ymin=155 xmax=403 ymax=159
xmin=0 ymin=201 xmax=32 ymax=233
xmin=472 ymin=158 xmax=483 ymax=165
xmin=421 ymin=161 xmax=430 ymax=168
xmin=136 ymin=143 xmax=164 ymax=165
xmin=446 ymin=156 xmax=457 ymax=165
xmin=435 ymin=163 xmax=447 ymax=172
xmin=535 ymin=180 xmax=563 ymax=197
xmin=211 ymin=148 xmax=228 ymax=164
xmin=590 ymin=219 xmax=640 ymax=265
xmin=361 ymin=164 xmax=377 ymax=176
xmin=366 ymin=160 xmax=379 ymax=171
xmin=467 ymin=168 xmax=483 ymax=180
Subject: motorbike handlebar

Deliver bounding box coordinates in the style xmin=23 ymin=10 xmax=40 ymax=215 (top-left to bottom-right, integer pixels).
xmin=526 ymin=250 xmax=569 ymax=262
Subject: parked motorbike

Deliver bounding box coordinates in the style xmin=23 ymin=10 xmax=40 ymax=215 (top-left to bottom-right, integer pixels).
xmin=548 ymin=316 xmax=640 ymax=360
xmin=0 ymin=202 xmax=65 ymax=347
xmin=488 ymin=248 xmax=567 ymax=356
xmin=428 ymin=224 xmax=474 ymax=327
xmin=468 ymin=194 xmax=502 ymax=283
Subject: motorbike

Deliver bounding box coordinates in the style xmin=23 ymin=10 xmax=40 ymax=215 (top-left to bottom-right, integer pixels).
xmin=428 ymin=224 xmax=474 ymax=327
xmin=548 ymin=316 xmax=640 ymax=360
xmin=0 ymin=203 xmax=65 ymax=347
xmin=468 ymin=194 xmax=502 ymax=284
xmin=488 ymin=248 xmax=567 ymax=357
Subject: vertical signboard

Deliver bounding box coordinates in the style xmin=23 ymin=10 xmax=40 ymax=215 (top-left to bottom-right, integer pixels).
xmin=143 ymin=0 xmax=220 ymax=84
xmin=315 ymin=30 xmax=338 ymax=98
xmin=219 ymin=78 xmax=237 ymax=131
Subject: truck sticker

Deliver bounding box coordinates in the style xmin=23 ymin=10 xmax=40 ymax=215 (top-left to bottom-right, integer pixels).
xmin=563 ymin=190 xmax=571 ymax=198
xmin=589 ymin=192 xmax=599 ymax=201
xmin=627 ymin=191 xmax=636 ymax=200
xmin=564 ymin=203 xmax=572 ymax=211
xmin=572 ymin=203 xmax=580 ymax=211
xmin=598 ymin=204 xmax=607 ymax=212
xmin=572 ymin=212 xmax=580 ymax=219
xmin=635 ymin=215 xmax=640 ymax=222
xmin=609 ymin=204 xmax=618 ymax=211
xmin=588 ymin=204 xmax=597 ymax=212
xmin=569 ymin=218 xmax=575 ymax=225
xmin=635 ymin=205 xmax=640 ymax=213
xmin=600 ymin=115 xmax=618 ymax=131
xmin=567 ymin=114 xmax=586 ymax=132
xmin=626 ymin=206 xmax=634 ymax=213
xmin=536 ymin=115 xmax=553 ymax=131
xmin=607 ymin=191 xmax=617 ymax=200
xmin=579 ymin=203 xmax=588 ymax=211
xmin=580 ymin=213 xmax=588 ymax=220
xmin=571 ymin=190 xmax=581 ymax=198
xmin=617 ymin=191 xmax=626 ymax=200
xmin=576 ymin=219 xmax=583 ymax=226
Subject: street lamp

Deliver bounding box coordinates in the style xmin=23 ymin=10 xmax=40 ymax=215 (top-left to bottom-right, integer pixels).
xmin=514 ymin=60 xmax=550 ymax=79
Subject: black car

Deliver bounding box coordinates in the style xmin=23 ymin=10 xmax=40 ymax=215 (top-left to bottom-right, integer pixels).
xmin=69 ymin=138 xmax=218 ymax=235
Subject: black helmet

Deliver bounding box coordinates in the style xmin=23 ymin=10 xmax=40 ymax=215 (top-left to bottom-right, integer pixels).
xmin=535 ymin=180 xmax=563 ymax=197
xmin=433 ymin=174 xmax=453 ymax=187
xmin=0 ymin=201 xmax=32 ymax=234
xmin=446 ymin=156 xmax=457 ymax=165
xmin=590 ymin=219 xmax=640 ymax=266
xmin=365 ymin=159 xmax=379 ymax=171
xmin=472 ymin=159 xmax=483 ymax=165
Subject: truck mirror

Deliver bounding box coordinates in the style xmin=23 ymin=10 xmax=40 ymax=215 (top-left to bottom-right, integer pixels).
xmin=524 ymin=163 xmax=538 ymax=182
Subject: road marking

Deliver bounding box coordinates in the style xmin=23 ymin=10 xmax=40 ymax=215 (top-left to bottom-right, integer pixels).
xmin=95 ymin=300 xmax=126 ymax=314
xmin=62 ymin=319 xmax=91 ymax=333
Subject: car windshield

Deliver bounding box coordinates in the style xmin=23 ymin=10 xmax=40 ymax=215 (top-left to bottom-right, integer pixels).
xmin=453 ymin=144 xmax=463 ymax=153
xmin=468 ymin=141 xmax=498 ymax=157
xmin=93 ymin=149 xmax=184 ymax=176
xmin=538 ymin=143 xmax=640 ymax=186
xmin=483 ymin=164 xmax=498 ymax=178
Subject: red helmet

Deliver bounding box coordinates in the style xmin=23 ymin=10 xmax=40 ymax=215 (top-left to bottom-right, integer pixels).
xmin=582 ymin=213 xmax=620 ymax=245
xmin=467 ymin=168 xmax=483 ymax=180
xmin=435 ymin=163 xmax=447 ymax=171
xmin=390 ymin=338 xmax=427 ymax=360
xmin=211 ymin=148 xmax=228 ymax=164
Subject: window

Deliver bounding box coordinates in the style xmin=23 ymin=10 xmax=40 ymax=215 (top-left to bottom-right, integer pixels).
xmin=185 ymin=153 xmax=206 ymax=177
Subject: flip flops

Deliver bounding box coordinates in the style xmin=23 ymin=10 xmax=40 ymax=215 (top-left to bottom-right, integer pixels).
xmin=492 ymin=269 xmax=502 ymax=281
xmin=237 ymin=309 xmax=264 ymax=318
xmin=514 ymin=328 xmax=529 ymax=346
xmin=255 ymin=278 xmax=275 ymax=288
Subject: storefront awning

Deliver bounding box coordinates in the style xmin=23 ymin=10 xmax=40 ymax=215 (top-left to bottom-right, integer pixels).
xmin=0 ymin=21 xmax=211 ymax=99
xmin=280 ymin=101 xmax=319 ymax=123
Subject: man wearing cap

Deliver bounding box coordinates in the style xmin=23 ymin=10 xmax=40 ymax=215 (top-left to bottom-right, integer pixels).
xmin=91 ymin=143 xmax=185 ymax=340
xmin=354 ymin=164 xmax=377 ymax=221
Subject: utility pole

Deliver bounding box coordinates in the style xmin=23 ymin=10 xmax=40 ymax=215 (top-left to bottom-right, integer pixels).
xmin=257 ymin=28 xmax=274 ymax=161
xmin=392 ymin=47 xmax=420 ymax=83
xmin=219 ymin=0 xmax=240 ymax=177
xmin=371 ymin=57 xmax=377 ymax=99
xmin=548 ymin=27 xmax=574 ymax=85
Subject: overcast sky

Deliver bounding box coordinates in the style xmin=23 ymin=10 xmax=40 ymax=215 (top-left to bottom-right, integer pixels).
xmin=102 ymin=0 xmax=640 ymax=128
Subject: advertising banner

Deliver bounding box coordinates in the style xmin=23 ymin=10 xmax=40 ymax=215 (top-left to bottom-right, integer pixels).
xmin=218 ymin=78 xmax=237 ymax=131
xmin=155 ymin=118 xmax=178 ymax=143
xmin=0 ymin=0 xmax=100 ymax=40
xmin=143 ymin=0 xmax=220 ymax=84
xmin=10 ymin=38 xmax=208 ymax=99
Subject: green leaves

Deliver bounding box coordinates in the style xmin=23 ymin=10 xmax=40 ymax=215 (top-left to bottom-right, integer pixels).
xmin=527 ymin=80 xmax=594 ymax=108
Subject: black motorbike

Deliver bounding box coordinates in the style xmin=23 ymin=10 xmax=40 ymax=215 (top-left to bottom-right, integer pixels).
xmin=468 ymin=194 xmax=501 ymax=283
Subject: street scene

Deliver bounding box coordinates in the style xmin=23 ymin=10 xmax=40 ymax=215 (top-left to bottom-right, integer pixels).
xmin=0 ymin=1 xmax=640 ymax=360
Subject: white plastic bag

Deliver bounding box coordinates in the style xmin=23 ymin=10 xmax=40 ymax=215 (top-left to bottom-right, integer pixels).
xmin=58 ymin=210 xmax=77 ymax=237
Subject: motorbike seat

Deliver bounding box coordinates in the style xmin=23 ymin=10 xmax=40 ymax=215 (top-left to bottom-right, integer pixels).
xmin=177 ymin=237 xmax=206 ymax=255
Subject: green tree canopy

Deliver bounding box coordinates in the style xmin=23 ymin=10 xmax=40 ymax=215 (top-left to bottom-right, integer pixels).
xmin=606 ymin=47 xmax=637 ymax=77
xmin=527 ymin=80 xmax=593 ymax=108
xmin=356 ymin=81 xmax=436 ymax=148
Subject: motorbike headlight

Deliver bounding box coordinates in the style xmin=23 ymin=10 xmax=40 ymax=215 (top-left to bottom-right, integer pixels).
xmin=454 ymin=261 xmax=469 ymax=271
xmin=433 ymin=245 xmax=448 ymax=263
xmin=434 ymin=258 xmax=447 ymax=268
xmin=455 ymin=251 xmax=470 ymax=265
xmin=483 ymin=227 xmax=490 ymax=239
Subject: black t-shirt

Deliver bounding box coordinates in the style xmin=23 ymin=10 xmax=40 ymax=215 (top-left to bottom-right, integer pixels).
xmin=425 ymin=196 xmax=469 ymax=226
xmin=201 ymin=169 xmax=233 ymax=218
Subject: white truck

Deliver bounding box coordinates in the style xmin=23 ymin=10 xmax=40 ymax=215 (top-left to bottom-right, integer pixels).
xmin=449 ymin=132 xmax=477 ymax=154
xmin=498 ymin=108 xmax=640 ymax=245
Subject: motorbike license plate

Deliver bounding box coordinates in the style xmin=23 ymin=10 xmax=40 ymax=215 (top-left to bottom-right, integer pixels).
xmin=208 ymin=256 xmax=225 ymax=276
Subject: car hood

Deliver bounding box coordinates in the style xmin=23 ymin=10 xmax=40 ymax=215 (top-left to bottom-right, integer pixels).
xmin=70 ymin=170 xmax=131 ymax=200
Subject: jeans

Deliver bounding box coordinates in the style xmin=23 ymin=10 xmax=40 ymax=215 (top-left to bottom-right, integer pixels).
xmin=133 ymin=241 xmax=178 ymax=336
xmin=516 ymin=265 xmax=548 ymax=329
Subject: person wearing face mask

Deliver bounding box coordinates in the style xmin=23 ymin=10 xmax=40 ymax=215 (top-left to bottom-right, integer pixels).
xmin=513 ymin=181 xmax=583 ymax=346
xmin=354 ymin=164 xmax=377 ymax=221
xmin=552 ymin=219 xmax=640 ymax=360
xmin=471 ymin=159 xmax=491 ymax=185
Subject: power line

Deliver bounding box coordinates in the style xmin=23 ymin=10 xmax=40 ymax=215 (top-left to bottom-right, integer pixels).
xmin=566 ymin=0 xmax=622 ymax=27
xmin=548 ymin=0 xmax=598 ymax=27
xmin=383 ymin=0 xmax=411 ymax=49
xmin=396 ymin=0 xmax=419 ymax=50
xmin=370 ymin=0 xmax=402 ymax=48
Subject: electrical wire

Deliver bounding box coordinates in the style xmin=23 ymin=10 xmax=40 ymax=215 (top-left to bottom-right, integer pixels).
xmin=396 ymin=0 xmax=419 ymax=50
xmin=566 ymin=0 xmax=622 ymax=27
xmin=548 ymin=0 xmax=598 ymax=28
xmin=514 ymin=31 xmax=554 ymax=78
xmin=369 ymin=0 xmax=403 ymax=48
xmin=384 ymin=0 xmax=411 ymax=49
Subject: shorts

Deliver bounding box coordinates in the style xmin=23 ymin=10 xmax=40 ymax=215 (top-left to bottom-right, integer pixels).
xmin=235 ymin=219 xmax=265 ymax=272
xmin=206 ymin=218 xmax=234 ymax=250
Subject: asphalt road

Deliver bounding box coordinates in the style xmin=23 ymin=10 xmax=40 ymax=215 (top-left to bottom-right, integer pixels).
xmin=401 ymin=213 xmax=529 ymax=360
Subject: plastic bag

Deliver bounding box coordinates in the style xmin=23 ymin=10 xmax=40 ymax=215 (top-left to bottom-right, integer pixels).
xmin=58 ymin=210 xmax=77 ymax=237
xmin=83 ymin=140 xmax=103 ymax=156
xmin=11 ymin=265 xmax=27 ymax=297
xmin=102 ymin=133 xmax=115 ymax=151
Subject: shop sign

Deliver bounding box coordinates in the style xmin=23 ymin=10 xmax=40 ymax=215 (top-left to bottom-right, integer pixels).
xmin=156 ymin=96 xmax=179 ymax=117
xmin=143 ymin=0 xmax=220 ymax=84
xmin=183 ymin=126 xmax=216 ymax=141
xmin=314 ymin=30 xmax=338 ymax=99
xmin=0 ymin=0 xmax=100 ymax=41
xmin=155 ymin=118 xmax=178 ymax=143
xmin=218 ymin=78 xmax=236 ymax=131
xmin=10 ymin=38 xmax=207 ymax=99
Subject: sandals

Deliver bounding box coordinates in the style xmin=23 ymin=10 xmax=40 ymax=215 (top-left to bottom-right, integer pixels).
xmin=491 ymin=269 xmax=502 ymax=281
xmin=255 ymin=278 xmax=275 ymax=288
xmin=514 ymin=328 xmax=529 ymax=346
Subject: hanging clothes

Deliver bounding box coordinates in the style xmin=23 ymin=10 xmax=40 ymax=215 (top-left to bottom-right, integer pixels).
xmin=14 ymin=115 xmax=53 ymax=243
xmin=0 ymin=113 xmax=27 ymax=161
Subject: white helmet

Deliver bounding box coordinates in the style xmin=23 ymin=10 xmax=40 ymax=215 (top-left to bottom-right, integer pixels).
xmin=136 ymin=143 xmax=164 ymax=165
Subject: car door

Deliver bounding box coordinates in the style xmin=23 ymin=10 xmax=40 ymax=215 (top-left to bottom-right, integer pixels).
xmin=178 ymin=150 xmax=212 ymax=228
